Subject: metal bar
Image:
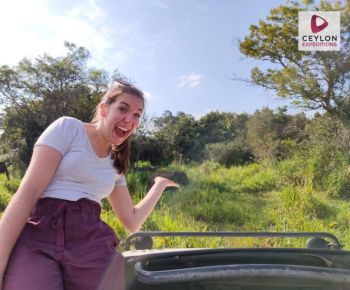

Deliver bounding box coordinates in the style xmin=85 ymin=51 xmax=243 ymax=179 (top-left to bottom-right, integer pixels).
xmin=135 ymin=262 xmax=350 ymax=284
xmin=124 ymin=231 xmax=342 ymax=251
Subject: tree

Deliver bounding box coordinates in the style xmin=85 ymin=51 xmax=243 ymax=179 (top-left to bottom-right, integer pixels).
xmin=198 ymin=111 xmax=240 ymax=144
xmin=0 ymin=42 xmax=110 ymax=169
xmin=246 ymin=107 xmax=308 ymax=161
xmin=204 ymin=141 xmax=253 ymax=167
xmin=153 ymin=111 xmax=201 ymax=163
xmin=130 ymin=113 xmax=164 ymax=165
xmin=239 ymin=1 xmax=350 ymax=122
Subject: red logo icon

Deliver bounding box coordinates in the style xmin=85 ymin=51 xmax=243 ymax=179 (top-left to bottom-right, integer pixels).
xmin=311 ymin=15 xmax=328 ymax=33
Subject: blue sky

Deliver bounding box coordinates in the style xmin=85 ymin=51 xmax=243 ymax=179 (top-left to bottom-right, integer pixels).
xmin=0 ymin=0 xmax=298 ymax=118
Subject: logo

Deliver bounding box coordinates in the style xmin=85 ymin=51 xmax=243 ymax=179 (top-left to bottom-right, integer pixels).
xmin=298 ymin=11 xmax=340 ymax=51
xmin=311 ymin=15 xmax=328 ymax=33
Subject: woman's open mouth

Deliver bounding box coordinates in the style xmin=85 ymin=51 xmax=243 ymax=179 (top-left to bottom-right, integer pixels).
xmin=114 ymin=125 xmax=129 ymax=138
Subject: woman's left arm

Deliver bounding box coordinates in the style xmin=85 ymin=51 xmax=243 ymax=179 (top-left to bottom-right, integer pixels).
xmin=108 ymin=177 xmax=178 ymax=233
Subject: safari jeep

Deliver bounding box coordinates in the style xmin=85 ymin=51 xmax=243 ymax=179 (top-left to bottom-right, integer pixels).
xmin=123 ymin=231 xmax=350 ymax=290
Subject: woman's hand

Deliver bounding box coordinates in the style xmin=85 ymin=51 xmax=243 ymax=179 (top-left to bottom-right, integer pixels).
xmin=154 ymin=176 xmax=180 ymax=189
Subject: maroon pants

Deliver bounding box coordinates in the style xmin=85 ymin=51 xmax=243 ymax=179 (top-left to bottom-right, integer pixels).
xmin=3 ymin=198 xmax=125 ymax=290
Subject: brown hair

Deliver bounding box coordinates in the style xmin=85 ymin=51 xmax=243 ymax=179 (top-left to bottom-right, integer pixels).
xmin=91 ymin=81 xmax=144 ymax=174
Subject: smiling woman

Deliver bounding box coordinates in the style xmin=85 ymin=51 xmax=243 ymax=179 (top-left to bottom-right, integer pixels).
xmin=89 ymin=81 xmax=145 ymax=173
xmin=0 ymin=80 xmax=179 ymax=290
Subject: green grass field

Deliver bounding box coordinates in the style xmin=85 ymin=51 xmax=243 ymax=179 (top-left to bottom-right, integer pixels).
xmin=1 ymin=159 xmax=350 ymax=250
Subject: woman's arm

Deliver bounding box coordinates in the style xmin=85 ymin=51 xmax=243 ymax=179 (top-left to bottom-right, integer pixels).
xmin=108 ymin=177 xmax=179 ymax=233
xmin=0 ymin=146 xmax=62 ymax=285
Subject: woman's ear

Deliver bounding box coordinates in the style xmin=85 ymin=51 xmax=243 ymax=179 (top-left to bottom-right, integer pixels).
xmin=100 ymin=102 xmax=108 ymax=118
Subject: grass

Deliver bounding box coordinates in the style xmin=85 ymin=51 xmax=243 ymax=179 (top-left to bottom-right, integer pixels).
xmin=2 ymin=158 xmax=350 ymax=250
xmin=116 ymin=160 xmax=350 ymax=250
xmin=0 ymin=174 xmax=20 ymax=215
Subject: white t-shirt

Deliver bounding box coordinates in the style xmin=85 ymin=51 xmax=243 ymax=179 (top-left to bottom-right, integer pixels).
xmin=35 ymin=116 xmax=127 ymax=204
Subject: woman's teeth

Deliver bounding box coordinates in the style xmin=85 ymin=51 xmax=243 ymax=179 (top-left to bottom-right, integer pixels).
xmin=117 ymin=126 xmax=128 ymax=132
xmin=115 ymin=126 xmax=129 ymax=137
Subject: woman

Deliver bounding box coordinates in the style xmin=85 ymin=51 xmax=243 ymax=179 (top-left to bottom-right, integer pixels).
xmin=0 ymin=81 xmax=178 ymax=290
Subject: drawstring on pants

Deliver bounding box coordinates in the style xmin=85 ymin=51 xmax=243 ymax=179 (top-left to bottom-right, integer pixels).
xmin=50 ymin=203 xmax=77 ymax=252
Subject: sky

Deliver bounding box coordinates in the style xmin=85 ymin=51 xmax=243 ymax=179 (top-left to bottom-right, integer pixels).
xmin=0 ymin=0 xmax=300 ymax=119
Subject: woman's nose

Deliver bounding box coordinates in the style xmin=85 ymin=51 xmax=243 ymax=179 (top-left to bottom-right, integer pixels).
xmin=123 ymin=113 xmax=133 ymax=123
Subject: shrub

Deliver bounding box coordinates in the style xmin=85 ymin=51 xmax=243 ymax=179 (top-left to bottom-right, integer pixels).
xmin=196 ymin=160 xmax=222 ymax=175
xmin=204 ymin=141 xmax=252 ymax=167
xmin=277 ymin=155 xmax=309 ymax=187
xmin=0 ymin=174 xmax=19 ymax=213
xmin=126 ymin=170 xmax=149 ymax=199
xmin=325 ymin=169 xmax=350 ymax=197
xmin=4 ymin=178 xmax=20 ymax=194
xmin=307 ymin=145 xmax=350 ymax=197
xmin=0 ymin=191 xmax=11 ymax=212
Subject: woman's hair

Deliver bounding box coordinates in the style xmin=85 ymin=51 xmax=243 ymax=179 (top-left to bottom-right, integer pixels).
xmin=91 ymin=80 xmax=145 ymax=174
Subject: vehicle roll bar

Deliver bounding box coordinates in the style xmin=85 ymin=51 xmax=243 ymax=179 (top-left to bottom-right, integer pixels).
xmin=124 ymin=231 xmax=342 ymax=251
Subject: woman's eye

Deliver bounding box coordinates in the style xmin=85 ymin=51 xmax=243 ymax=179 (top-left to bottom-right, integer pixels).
xmin=118 ymin=106 xmax=127 ymax=112
xmin=134 ymin=114 xmax=141 ymax=119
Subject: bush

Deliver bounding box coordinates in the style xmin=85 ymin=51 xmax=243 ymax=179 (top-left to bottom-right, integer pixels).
xmin=307 ymin=145 xmax=350 ymax=197
xmin=134 ymin=160 xmax=152 ymax=168
xmin=4 ymin=178 xmax=20 ymax=194
xmin=195 ymin=160 xmax=222 ymax=175
xmin=204 ymin=141 xmax=252 ymax=167
xmin=125 ymin=170 xmax=150 ymax=199
xmin=277 ymin=154 xmax=309 ymax=187
xmin=0 ymin=191 xmax=12 ymax=213
xmin=325 ymin=169 xmax=350 ymax=197
xmin=0 ymin=175 xmax=14 ymax=212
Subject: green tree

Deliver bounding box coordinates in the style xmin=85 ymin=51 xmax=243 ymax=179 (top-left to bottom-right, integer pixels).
xmin=239 ymin=1 xmax=350 ymax=122
xmin=153 ymin=111 xmax=201 ymax=163
xmin=0 ymin=42 xmax=110 ymax=170
xmin=130 ymin=114 xmax=165 ymax=166
xmin=204 ymin=141 xmax=252 ymax=167
xmin=246 ymin=107 xmax=308 ymax=161
xmin=198 ymin=111 xmax=247 ymax=144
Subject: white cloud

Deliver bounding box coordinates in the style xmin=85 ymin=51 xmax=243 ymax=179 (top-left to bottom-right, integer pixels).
xmin=177 ymin=72 xmax=204 ymax=88
xmin=67 ymin=0 xmax=106 ymax=21
xmin=0 ymin=0 xmax=114 ymax=67
xmin=0 ymin=0 xmax=172 ymax=88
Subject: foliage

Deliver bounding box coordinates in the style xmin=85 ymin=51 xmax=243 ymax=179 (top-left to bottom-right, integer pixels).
xmin=125 ymin=170 xmax=150 ymax=199
xmin=152 ymin=111 xmax=202 ymax=163
xmin=305 ymin=115 xmax=350 ymax=197
xmin=246 ymin=107 xmax=308 ymax=161
xmin=277 ymin=118 xmax=350 ymax=198
xmin=239 ymin=1 xmax=350 ymax=123
xmin=3 ymin=158 xmax=350 ymax=249
xmin=0 ymin=40 xmax=312 ymax=170
xmin=0 ymin=42 xmax=109 ymax=169
xmin=0 ymin=174 xmax=19 ymax=213
xmin=2 ymin=34 xmax=350 ymax=250
xmin=130 ymin=114 xmax=159 ymax=165
xmin=198 ymin=111 xmax=248 ymax=144
xmin=279 ymin=185 xmax=331 ymax=219
xmin=131 ymin=135 xmax=167 ymax=165
xmin=204 ymin=140 xmax=252 ymax=167
xmin=143 ymin=111 xmax=251 ymax=166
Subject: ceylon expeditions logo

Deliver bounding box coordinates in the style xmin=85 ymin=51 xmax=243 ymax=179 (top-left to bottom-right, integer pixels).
xmin=298 ymin=11 xmax=340 ymax=51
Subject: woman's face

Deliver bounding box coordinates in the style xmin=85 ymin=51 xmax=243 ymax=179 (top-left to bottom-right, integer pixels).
xmin=100 ymin=93 xmax=144 ymax=145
